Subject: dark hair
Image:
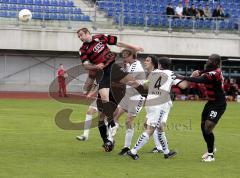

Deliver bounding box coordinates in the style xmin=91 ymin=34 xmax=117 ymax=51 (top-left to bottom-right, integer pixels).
xmin=77 ymin=28 xmax=90 ymax=34
xmin=158 ymin=57 xmax=172 ymax=69
xmin=121 ymin=49 xmax=136 ymax=59
xmin=148 ymin=55 xmax=159 ymax=69
xmin=209 ymin=54 xmax=221 ymax=65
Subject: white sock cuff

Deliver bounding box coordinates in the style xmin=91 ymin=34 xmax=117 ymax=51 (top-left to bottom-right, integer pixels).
xmin=86 ymin=114 xmax=92 ymax=121
xmin=142 ymin=132 xmax=150 ymax=140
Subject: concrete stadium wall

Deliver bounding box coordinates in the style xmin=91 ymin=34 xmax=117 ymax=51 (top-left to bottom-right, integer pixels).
xmin=0 ymin=27 xmax=239 ymax=57
xmin=0 ymin=52 xmax=87 ymax=92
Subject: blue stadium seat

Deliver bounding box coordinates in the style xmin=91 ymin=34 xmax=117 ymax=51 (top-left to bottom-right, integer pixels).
xmin=35 ymin=0 xmax=42 ymax=5
xmin=32 ymin=12 xmax=42 ymax=19
xmin=8 ymin=4 xmax=17 ymax=11
xmin=25 ymin=5 xmax=33 ymax=11
xmin=43 ymin=0 xmax=50 ymax=6
xmin=66 ymin=7 xmax=73 ymax=14
xmin=18 ymin=0 xmax=26 ymax=4
xmin=50 ymin=13 xmax=57 ymax=20
xmin=43 ymin=6 xmax=50 ymax=13
xmin=59 ymin=0 xmax=66 ymax=7
xmin=50 ymin=6 xmax=58 ymax=13
xmin=43 ymin=13 xmax=50 ymax=20
xmin=2 ymin=4 xmax=8 ymax=10
xmin=129 ymin=16 xmax=137 ymax=25
xmin=34 ymin=6 xmax=42 ymax=12
xmin=59 ymin=7 xmax=65 ymax=14
xmin=72 ymin=14 xmax=81 ymax=21
xmin=50 ymin=0 xmax=58 ymax=6
xmin=66 ymin=0 xmax=74 ymax=7
xmin=0 ymin=11 xmax=8 ymax=17
xmin=82 ymin=15 xmax=90 ymax=21
xmin=138 ymin=16 xmax=145 ymax=25
xmin=73 ymin=8 xmax=81 ymax=14
xmin=9 ymin=11 xmax=17 ymax=17
xmin=151 ymin=17 xmax=160 ymax=27
xmin=9 ymin=0 xmax=17 ymax=3
xmin=57 ymin=14 xmax=65 ymax=20
xmin=26 ymin=0 xmax=33 ymax=5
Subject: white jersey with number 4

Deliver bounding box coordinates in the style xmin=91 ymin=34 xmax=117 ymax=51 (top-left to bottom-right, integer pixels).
xmin=145 ymin=69 xmax=182 ymax=127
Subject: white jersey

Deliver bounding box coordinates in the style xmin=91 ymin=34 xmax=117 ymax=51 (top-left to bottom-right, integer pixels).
xmin=126 ymin=60 xmax=145 ymax=97
xmin=145 ymin=69 xmax=181 ymax=107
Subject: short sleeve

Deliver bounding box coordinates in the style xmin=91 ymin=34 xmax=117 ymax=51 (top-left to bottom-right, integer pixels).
xmin=173 ymin=78 xmax=182 ymax=86
xmin=79 ymin=48 xmax=88 ymax=63
xmin=107 ymin=35 xmax=117 ymax=45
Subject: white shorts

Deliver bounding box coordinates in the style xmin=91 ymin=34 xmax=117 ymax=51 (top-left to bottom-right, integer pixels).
xmin=119 ymin=93 xmax=145 ymax=117
xmin=145 ymin=102 xmax=172 ymax=128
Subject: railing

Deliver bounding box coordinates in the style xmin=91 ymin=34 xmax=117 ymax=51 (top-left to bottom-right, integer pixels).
xmin=0 ymin=0 xmax=240 ymax=34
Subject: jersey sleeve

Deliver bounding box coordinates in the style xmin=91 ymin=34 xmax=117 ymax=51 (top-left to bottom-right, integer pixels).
xmin=79 ymin=47 xmax=88 ymax=64
xmin=205 ymin=71 xmax=222 ymax=82
xmin=107 ymin=35 xmax=117 ymax=45
xmin=95 ymin=34 xmax=117 ymax=45
xmin=173 ymin=78 xmax=183 ymax=86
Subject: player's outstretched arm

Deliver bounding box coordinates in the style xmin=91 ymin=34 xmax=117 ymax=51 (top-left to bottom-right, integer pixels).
xmin=82 ymin=61 xmax=104 ymax=70
xmin=116 ymin=42 xmax=144 ymax=53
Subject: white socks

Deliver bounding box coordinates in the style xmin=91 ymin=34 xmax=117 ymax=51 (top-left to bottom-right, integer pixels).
xmin=131 ymin=132 xmax=149 ymax=155
xmin=153 ymin=129 xmax=163 ymax=150
xmin=124 ymin=128 xmax=134 ymax=148
xmin=158 ymin=131 xmax=169 ymax=154
xmin=83 ymin=114 xmax=92 ymax=137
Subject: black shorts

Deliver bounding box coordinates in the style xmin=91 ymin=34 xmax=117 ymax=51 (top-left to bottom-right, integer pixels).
xmin=201 ymin=101 xmax=227 ymax=124
xmin=96 ymin=87 xmax=124 ymax=112
xmin=97 ymin=62 xmax=128 ymax=90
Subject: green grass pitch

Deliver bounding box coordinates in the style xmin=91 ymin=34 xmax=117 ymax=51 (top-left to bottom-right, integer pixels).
xmin=0 ymin=99 xmax=239 ymax=178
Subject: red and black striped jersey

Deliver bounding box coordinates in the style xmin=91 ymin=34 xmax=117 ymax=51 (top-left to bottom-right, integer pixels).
xmin=202 ymin=68 xmax=226 ymax=102
xmin=79 ymin=34 xmax=117 ymax=66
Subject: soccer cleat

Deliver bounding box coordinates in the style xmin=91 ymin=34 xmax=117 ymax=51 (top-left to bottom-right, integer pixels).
xmin=151 ymin=147 xmax=163 ymax=153
xmin=164 ymin=150 xmax=177 ymax=159
xmin=103 ymin=140 xmax=115 ymax=152
xmin=118 ymin=147 xmax=130 ymax=156
xmin=76 ymin=135 xmax=88 ymax=141
xmin=127 ymin=150 xmax=139 ymax=160
xmin=202 ymin=155 xmax=215 ymax=162
xmin=202 ymin=148 xmax=217 ymax=159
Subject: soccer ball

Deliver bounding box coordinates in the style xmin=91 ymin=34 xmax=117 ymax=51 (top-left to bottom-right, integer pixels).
xmin=18 ymin=9 xmax=32 ymax=22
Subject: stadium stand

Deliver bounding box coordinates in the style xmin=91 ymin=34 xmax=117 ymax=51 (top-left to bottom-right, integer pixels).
xmin=0 ymin=0 xmax=90 ymax=21
xmin=96 ymin=0 xmax=240 ymax=31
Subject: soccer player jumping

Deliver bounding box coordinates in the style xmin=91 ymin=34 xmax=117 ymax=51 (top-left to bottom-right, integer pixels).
xmin=77 ymin=28 xmax=146 ymax=151
xmin=177 ymin=54 xmax=227 ymax=162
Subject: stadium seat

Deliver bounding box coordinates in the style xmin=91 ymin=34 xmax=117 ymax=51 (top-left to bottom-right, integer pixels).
xmin=66 ymin=0 xmax=74 ymax=7
xmin=50 ymin=13 xmax=57 ymax=20
xmin=9 ymin=11 xmax=17 ymax=17
xmin=43 ymin=0 xmax=50 ymax=6
xmin=8 ymin=4 xmax=17 ymax=11
xmin=58 ymin=14 xmax=65 ymax=20
xmin=26 ymin=0 xmax=33 ymax=5
xmin=59 ymin=0 xmax=66 ymax=7
xmin=73 ymin=8 xmax=81 ymax=14
xmin=50 ymin=0 xmax=58 ymax=6
xmin=32 ymin=12 xmax=42 ymax=19
xmin=9 ymin=0 xmax=17 ymax=3
xmin=34 ymin=6 xmax=42 ymax=12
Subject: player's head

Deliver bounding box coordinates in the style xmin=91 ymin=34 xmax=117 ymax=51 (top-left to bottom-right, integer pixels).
xmin=77 ymin=28 xmax=92 ymax=43
xmin=158 ymin=57 xmax=172 ymax=70
xmin=121 ymin=49 xmax=136 ymax=63
xmin=59 ymin=63 xmax=64 ymax=69
xmin=144 ymin=55 xmax=158 ymax=71
xmin=205 ymin=54 xmax=221 ymax=70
